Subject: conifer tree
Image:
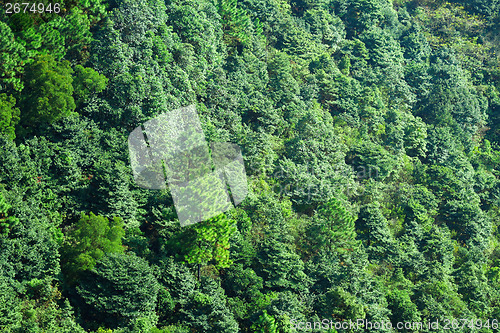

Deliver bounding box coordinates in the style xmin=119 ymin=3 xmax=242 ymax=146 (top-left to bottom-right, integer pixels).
xmin=307 ymin=197 xmax=359 ymax=254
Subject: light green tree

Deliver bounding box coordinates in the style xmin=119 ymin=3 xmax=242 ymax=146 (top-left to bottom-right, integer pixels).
xmin=61 ymin=212 xmax=125 ymax=284
xmin=0 ymin=94 xmax=20 ymax=140
xmin=72 ymin=65 xmax=108 ymax=106
xmin=19 ymin=54 xmax=76 ymax=129
xmin=183 ymin=213 xmax=237 ymax=272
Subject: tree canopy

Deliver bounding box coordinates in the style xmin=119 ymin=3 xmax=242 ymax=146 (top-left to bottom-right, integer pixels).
xmin=1 ymin=0 xmax=500 ymax=331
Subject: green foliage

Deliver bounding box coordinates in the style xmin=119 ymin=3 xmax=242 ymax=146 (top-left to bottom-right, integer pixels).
xmin=338 ymin=54 xmax=350 ymax=75
xmin=178 ymin=278 xmax=240 ymax=333
xmin=387 ymin=289 xmax=420 ymax=332
xmin=356 ymin=202 xmax=394 ymax=259
xmin=168 ymin=213 xmax=237 ymax=270
xmin=250 ymin=310 xmax=278 ymax=333
xmin=1 ymin=0 xmax=500 ymax=331
xmin=0 ymin=274 xmax=85 ymax=332
xmin=346 ymin=141 xmax=395 ymax=181
xmin=256 ymin=238 xmax=311 ymax=293
xmin=0 ymin=93 xmax=20 ymax=140
xmin=317 ymin=286 xmax=366 ymax=322
xmin=0 ymin=21 xmax=26 ymax=92
xmin=61 ymin=212 xmax=125 ymax=284
xmin=307 ymin=197 xmax=359 ymax=254
xmin=0 ymin=276 xmax=21 ymax=331
xmin=72 ymin=65 xmax=108 ymax=106
xmin=223 ymin=263 xmax=263 ymax=300
xmin=0 ymin=192 xmax=18 ymax=236
xmin=18 ymin=280 xmax=86 ymax=333
xmin=19 ymin=54 xmax=76 ymax=129
xmin=0 ymin=190 xmax=61 ymax=283
xmin=77 ymin=252 xmax=159 ymax=330
xmin=217 ymin=0 xmax=253 ymax=47
xmin=334 ymin=0 xmax=383 ymax=38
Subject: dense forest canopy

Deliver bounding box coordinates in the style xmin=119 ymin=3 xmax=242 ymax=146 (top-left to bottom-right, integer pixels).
xmin=1 ymin=0 xmax=500 ymax=332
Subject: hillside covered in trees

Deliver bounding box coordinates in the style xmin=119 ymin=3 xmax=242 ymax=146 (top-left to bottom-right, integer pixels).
xmin=1 ymin=0 xmax=500 ymax=331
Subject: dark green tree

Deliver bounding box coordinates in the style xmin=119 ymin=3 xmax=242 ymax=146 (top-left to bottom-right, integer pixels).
xmin=356 ymin=202 xmax=395 ymax=260
xmin=0 ymin=192 xmax=18 ymax=236
xmin=306 ymin=197 xmax=359 ymax=254
xmin=77 ymin=252 xmax=159 ymax=330
xmin=255 ymin=238 xmax=311 ymax=293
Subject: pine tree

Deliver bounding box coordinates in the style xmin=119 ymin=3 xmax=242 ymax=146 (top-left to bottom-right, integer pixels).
xmin=0 ymin=94 xmax=20 ymax=140
xmin=307 ymin=197 xmax=359 ymax=254
xmin=19 ymin=54 xmax=76 ymax=130
xmin=216 ymin=0 xmax=252 ymax=47
xmin=0 ymin=193 xmax=18 ymax=236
